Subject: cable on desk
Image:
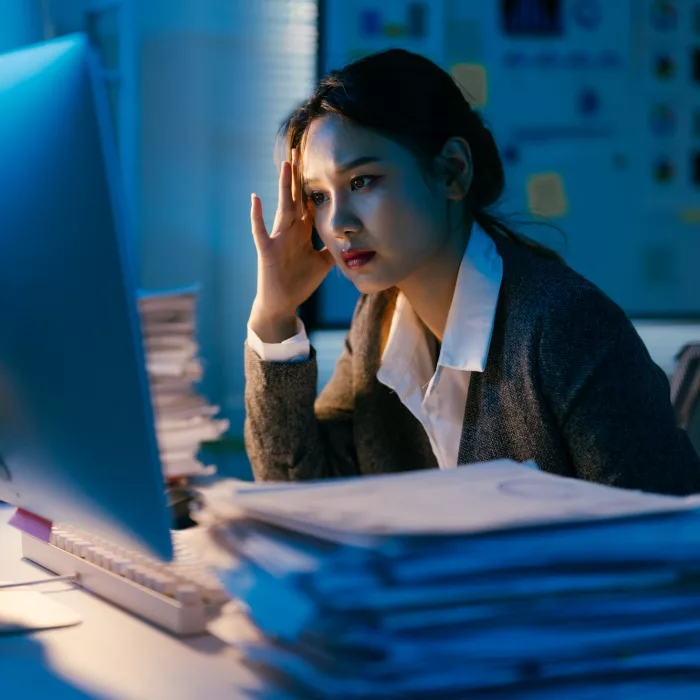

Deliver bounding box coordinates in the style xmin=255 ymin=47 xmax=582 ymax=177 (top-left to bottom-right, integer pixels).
xmin=0 ymin=574 xmax=79 ymax=589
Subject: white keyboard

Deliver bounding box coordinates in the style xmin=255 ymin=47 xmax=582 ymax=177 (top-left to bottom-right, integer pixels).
xmin=21 ymin=524 xmax=230 ymax=635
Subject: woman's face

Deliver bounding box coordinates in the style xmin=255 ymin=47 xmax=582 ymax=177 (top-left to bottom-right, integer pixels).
xmin=301 ymin=115 xmax=457 ymax=295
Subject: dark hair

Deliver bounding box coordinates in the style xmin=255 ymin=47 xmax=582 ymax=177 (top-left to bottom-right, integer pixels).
xmin=281 ymin=48 xmax=564 ymax=263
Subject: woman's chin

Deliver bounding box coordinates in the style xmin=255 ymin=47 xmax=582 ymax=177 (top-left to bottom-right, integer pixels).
xmin=337 ymin=259 xmax=397 ymax=294
xmin=350 ymin=276 xmax=395 ymax=295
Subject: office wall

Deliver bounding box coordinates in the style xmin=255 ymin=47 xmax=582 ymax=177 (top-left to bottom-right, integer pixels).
xmin=317 ymin=0 xmax=700 ymax=326
xmin=136 ymin=1 xmax=317 ymax=435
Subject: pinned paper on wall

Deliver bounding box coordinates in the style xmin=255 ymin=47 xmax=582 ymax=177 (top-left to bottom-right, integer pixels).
xmin=692 ymin=152 xmax=700 ymax=186
xmin=501 ymin=0 xmax=563 ymax=36
xmin=527 ymin=172 xmax=568 ymax=218
xmin=654 ymin=53 xmax=675 ymax=79
xmin=571 ymin=0 xmax=603 ymax=30
xmin=358 ymin=2 xmax=428 ymax=40
xmin=650 ymin=0 xmax=678 ymax=32
xmin=649 ymin=103 xmax=676 ymax=136
xmin=451 ymin=63 xmax=488 ymax=107
xmin=653 ymin=156 xmax=674 ymax=183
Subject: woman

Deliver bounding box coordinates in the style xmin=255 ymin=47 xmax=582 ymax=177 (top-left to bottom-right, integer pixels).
xmin=244 ymin=48 xmax=700 ymax=495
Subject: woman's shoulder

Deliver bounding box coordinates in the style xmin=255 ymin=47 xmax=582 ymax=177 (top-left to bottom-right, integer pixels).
xmin=496 ymin=236 xmax=632 ymax=339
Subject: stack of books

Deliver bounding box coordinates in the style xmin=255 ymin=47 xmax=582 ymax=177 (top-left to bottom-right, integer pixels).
xmin=199 ymin=461 xmax=700 ymax=699
xmin=138 ymin=286 xmax=228 ymax=480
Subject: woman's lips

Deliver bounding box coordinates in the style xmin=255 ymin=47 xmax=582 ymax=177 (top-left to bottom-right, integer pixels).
xmin=341 ymin=250 xmax=376 ymax=270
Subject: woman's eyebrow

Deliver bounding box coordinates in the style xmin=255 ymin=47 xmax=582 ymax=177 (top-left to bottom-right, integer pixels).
xmin=303 ymin=156 xmax=382 ymax=187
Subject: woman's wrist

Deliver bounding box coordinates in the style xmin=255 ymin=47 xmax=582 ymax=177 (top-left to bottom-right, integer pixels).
xmin=248 ymin=305 xmax=299 ymax=344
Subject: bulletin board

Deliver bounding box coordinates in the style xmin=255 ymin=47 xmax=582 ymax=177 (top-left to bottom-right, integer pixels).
xmin=315 ymin=0 xmax=700 ymax=326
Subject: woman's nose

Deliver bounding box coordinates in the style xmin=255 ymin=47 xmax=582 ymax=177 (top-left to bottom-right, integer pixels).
xmin=329 ymin=200 xmax=363 ymax=239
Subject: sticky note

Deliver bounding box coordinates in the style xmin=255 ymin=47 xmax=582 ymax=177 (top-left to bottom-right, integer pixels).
xmin=451 ymin=63 xmax=488 ymax=107
xmin=526 ymin=172 xmax=568 ymax=218
xmin=386 ymin=24 xmax=404 ymax=37
xmin=680 ymin=207 xmax=700 ymax=224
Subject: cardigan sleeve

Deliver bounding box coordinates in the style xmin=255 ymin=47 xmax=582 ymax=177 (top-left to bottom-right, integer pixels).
xmin=243 ymin=300 xmax=366 ymax=482
xmin=538 ymin=284 xmax=700 ymax=496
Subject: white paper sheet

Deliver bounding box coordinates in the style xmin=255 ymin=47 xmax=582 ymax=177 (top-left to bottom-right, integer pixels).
xmin=230 ymin=460 xmax=700 ymax=544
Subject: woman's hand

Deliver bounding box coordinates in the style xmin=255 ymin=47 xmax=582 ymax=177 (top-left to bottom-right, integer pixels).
xmin=248 ymin=149 xmax=334 ymax=342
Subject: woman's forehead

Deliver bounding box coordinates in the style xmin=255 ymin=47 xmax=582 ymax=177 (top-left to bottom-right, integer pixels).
xmin=302 ymin=115 xmax=402 ymax=171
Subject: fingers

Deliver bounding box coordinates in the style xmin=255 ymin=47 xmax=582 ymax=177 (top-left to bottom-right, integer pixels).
xmin=271 ymin=159 xmax=296 ymax=237
xmin=278 ymin=159 xmax=294 ymax=216
xmin=266 ymin=151 xmax=309 ymax=241
xmin=250 ymin=194 xmax=269 ymax=250
xmin=291 ymin=149 xmax=304 ymax=220
xmin=301 ymin=198 xmax=314 ymax=225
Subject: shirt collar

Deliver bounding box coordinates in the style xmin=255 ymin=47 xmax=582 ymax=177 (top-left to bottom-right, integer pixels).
xmin=379 ymin=224 xmax=503 ymax=380
xmin=439 ymin=223 xmax=503 ymax=372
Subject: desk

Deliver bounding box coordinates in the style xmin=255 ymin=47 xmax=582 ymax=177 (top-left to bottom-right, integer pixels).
xmin=0 ymin=504 xmax=288 ymax=700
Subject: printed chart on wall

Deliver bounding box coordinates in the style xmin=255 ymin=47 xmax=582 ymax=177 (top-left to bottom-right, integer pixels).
xmin=317 ymin=0 xmax=700 ymax=326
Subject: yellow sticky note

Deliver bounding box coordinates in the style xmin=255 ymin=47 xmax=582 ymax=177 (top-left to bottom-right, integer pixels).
xmin=451 ymin=63 xmax=488 ymax=107
xmin=680 ymin=207 xmax=700 ymax=224
xmin=386 ymin=24 xmax=404 ymax=37
xmin=526 ymin=172 xmax=568 ymax=218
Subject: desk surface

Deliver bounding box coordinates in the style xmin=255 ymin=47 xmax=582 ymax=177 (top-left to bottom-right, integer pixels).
xmin=0 ymin=504 xmax=287 ymax=700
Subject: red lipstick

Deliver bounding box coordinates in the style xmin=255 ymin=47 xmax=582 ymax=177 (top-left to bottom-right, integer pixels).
xmin=341 ymin=249 xmax=376 ymax=270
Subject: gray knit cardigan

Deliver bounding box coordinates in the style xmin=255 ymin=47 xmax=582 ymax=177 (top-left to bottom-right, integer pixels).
xmin=244 ymin=235 xmax=700 ymax=496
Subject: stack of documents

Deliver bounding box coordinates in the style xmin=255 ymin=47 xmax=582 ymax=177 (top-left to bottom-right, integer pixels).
xmin=138 ymin=286 xmax=228 ymax=479
xmin=199 ymin=461 xmax=700 ymax=698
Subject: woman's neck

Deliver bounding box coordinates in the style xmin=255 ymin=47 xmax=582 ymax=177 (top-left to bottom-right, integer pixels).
xmin=397 ymin=221 xmax=472 ymax=343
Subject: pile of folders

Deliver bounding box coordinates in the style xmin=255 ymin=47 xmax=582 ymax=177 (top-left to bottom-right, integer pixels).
xmin=199 ymin=460 xmax=700 ymax=699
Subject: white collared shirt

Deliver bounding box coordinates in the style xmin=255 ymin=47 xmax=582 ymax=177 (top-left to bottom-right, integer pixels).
xmin=247 ymin=224 xmax=503 ymax=469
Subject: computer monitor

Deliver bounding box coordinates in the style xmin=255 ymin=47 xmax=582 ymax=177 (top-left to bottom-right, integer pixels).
xmin=0 ymin=34 xmax=173 ymax=560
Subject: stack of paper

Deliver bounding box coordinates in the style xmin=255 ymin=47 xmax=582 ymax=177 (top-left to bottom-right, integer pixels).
xmin=199 ymin=461 xmax=700 ymax=699
xmin=138 ymin=286 xmax=229 ymax=480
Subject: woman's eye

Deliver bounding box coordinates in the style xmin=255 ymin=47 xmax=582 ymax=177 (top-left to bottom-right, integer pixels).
xmin=350 ymin=175 xmax=374 ymax=191
xmin=308 ymin=177 xmax=377 ymax=205
xmin=309 ymin=192 xmax=327 ymax=206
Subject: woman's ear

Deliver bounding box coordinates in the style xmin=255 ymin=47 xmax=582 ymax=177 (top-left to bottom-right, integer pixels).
xmin=436 ymin=137 xmax=473 ymax=201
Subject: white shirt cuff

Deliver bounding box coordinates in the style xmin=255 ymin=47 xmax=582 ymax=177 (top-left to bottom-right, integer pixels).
xmin=246 ymin=317 xmax=311 ymax=362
